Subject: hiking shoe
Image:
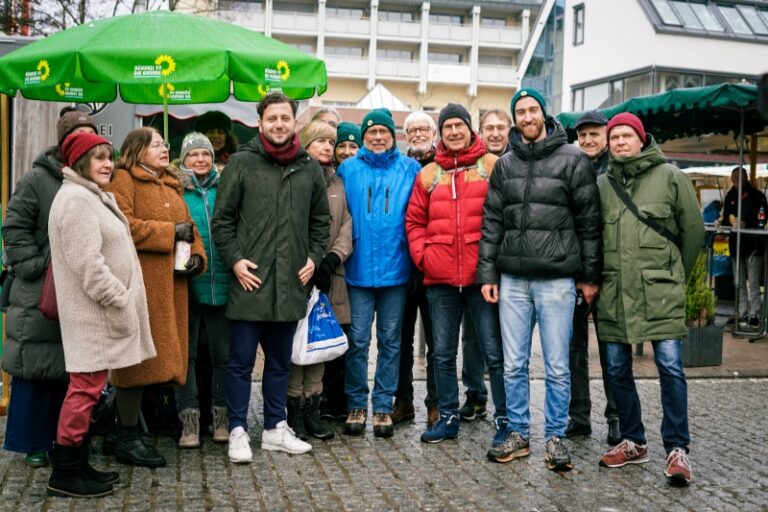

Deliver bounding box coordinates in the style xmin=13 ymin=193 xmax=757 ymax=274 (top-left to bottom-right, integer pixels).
xmin=178 ymin=408 xmax=201 ymax=448
xmin=212 ymin=407 xmax=229 ymax=443
xmin=261 ymin=421 xmax=312 ymax=454
xmin=491 ymin=417 xmax=509 ymax=448
xmin=426 ymin=404 xmax=439 ymax=429
xmin=599 ymin=439 xmax=649 ymax=468
xmin=228 ymin=426 xmax=253 ymax=464
xmin=565 ymin=419 xmax=592 ymax=438
xmin=459 ymin=392 xmax=487 ymax=421
xmin=390 ymin=401 xmax=416 ymax=424
xmin=487 ymin=431 xmax=530 ymax=463
xmin=664 ymin=448 xmax=692 ymax=485
xmin=545 ymin=436 xmax=573 ymax=471
xmin=343 ymin=409 xmax=367 ymax=436
xmin=373 ymin=413 xmax=394 ymax=438
xmin=420 ymin=413 xmax=459 ymax=443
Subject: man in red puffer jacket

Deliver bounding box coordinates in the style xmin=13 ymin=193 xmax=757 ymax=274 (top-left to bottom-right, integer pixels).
xmin=406 ymin=104 xmax=506 ymax=451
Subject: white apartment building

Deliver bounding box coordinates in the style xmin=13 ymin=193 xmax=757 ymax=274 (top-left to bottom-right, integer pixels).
xmin=196 ymin=0 xmax=544 ymax=119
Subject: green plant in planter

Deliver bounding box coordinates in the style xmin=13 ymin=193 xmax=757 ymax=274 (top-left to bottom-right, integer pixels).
xmin=686 ymin=252 xmax=715 ymax=327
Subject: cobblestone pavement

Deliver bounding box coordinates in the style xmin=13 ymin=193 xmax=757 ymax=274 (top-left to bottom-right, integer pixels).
xmin=1 ymin=378 xmax=766 ymax=511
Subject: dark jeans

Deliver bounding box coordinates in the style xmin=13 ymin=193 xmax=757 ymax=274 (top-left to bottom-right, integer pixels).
xmin=396 ymin=277 xmax=436 ymax=407
xmin=3 ymin=376 xmax=67 ymax=454
xmin=605 ymin=340 xmax=690 ymax=453
xmin=225 ymin=320 xmax=297 ymax=431
xmin=461 ymin=311 xmax=488 ymax=402
xmin=427 ymin=285 xmax=506 ymax=418
xmin=568 ymin=301 xmax=617 ymax=426
xmin=176 ymin=302 xmax=231 ymax=411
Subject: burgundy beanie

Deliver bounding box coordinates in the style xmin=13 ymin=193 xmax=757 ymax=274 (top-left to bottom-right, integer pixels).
xmin=607 ymin=112 xmax=646 ymax=144
xmin=61 ymin=132 xmax=112 ymax=169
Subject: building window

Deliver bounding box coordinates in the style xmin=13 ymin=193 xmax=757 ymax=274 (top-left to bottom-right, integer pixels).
xmin=429 ymin=13 xmax=464 ymax=25
xmin=478 ymin=55 xmax=514 ymax=66
xmin=670 ymin=1 xmax=702 ymax=29
xmin=624 ymin=73 xmax=653 ymax=98
xmin=737 ymin=5 xmax=768 ymax=35
xmin=428 ymin=51 xmax=462 ymax=63
xmin=325 ymin=46 xmax=364 ymax=57
xmin=326 ymin=6 xmax=365 ymax=20
xmin=718 ymin=5 xmax=753 ymax=34
xmin=379 ymin=10 xmax=413 ymax=22
xmin=573 ymin=4 xmax=584 ymax=45
xmin=572 ymin=88 xmax=584 ymax=111
xmin=688 ymin=2 xmax=724 ymax=32
xmin=273 ymin=1 xmax=313 ymax=13
xmin=291 ymin=43 xmax=314 ymax=54
xmin=650 ymin=0 xmax=682 ymax=25
xmin=376 ymin=48 xmax=414 ymax=61
xmin=481 ymin=17 xmax=506 ymax=28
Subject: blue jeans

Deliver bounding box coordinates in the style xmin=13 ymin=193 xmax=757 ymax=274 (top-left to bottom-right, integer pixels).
xmin=461 ymin=310 xmax=489 ymax=402
xmin=604 ymin=339 xmax=690 ymax=453
xmin=427 ymin=285 xmax=505 ymax=418
xmin=345 ymin=285 xmax=408 ymax=414
xmin=225 ymin=320 xmax=297 ymax=431
xmin=498 ymin=275 xmax=575 ymax=438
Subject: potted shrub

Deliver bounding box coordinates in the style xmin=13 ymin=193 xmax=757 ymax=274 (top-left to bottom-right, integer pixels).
xmin=681 ymin=253 xmax=723 ymax=367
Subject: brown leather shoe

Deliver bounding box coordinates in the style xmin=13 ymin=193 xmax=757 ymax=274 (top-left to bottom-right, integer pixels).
xmin=390 ymin=401 xmax=415 ymax=424
xmin=427 ymin=405 xmax=439 ymax=429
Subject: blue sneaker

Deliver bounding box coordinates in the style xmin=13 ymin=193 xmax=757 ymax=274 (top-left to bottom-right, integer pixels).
xmin=492 ymin=417 xmax=509 ymax=448
xmin=420 ymin=413 xmax=460 ymax=443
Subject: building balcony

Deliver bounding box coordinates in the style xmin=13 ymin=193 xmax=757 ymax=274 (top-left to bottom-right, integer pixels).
xmin=427 ymin=62 xmax=471 ymax=84
xmin=477 ymin=65 xmax=518 ymax=85
xmin=325 ymin=15 xmax=370 ymax=36
xmin=479 ymin=26 xmax=523 ymax=47
xmin=378 ymin=20 xmax=422 ymax=40
xmin=272 ymin=11 xmax=318 ymax=33
xmin=214 ymin=9 xmax=265 ymax=31
xmin=428 ymin=22 xmax=473 ymax=45
xmin=325 ymin=55 xmax=369 ymax=78
xmin=375 ymin=59 xmax=420 ymax=81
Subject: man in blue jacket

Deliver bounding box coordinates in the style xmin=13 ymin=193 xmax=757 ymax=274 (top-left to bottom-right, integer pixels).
xmin=337 ymin=108 xmax=421 ymax=437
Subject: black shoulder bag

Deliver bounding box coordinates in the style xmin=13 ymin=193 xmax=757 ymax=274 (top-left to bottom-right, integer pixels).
xmin=608 ymin=178 xmax=681 ymax=251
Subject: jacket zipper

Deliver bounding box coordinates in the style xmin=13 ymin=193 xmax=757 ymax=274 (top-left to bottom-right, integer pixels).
xmin=385 ymin=187 xmax=390 ymax=214
xmin=453 ymin=154 xmax=463 ymax=292
xmin=200 ymin=183 xmax=217 ymax=305
xmin=368 ymin=186 xmax=372 ymax=214
xmin=517 ymin=145 xmax=535 ymax=275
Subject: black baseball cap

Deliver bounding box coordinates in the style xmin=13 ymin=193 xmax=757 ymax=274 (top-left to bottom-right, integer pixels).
xmin=574 ymin=110 xmax=609 ymax=130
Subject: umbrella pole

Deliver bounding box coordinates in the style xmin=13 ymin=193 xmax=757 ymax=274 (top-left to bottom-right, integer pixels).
xmin=163 ymin=84 xmax=169 ymax=144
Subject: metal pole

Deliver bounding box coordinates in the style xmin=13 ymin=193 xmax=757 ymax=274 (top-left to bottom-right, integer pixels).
xmin=163 ymin=84 xmax=169 ymax=144
xmin=733 ymin=107 xmax=745 ymax=324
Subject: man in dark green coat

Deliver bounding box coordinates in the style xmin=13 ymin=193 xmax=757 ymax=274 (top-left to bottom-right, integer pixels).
xmin=596 ymin=113 xmax=704 ymax=486
xmin=211 ymin=92 xmax=330 ymax=463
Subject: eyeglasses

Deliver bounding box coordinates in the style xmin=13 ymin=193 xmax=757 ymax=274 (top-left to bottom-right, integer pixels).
xmin=406 ymin=126 xmax=431 ymax=136
xmin=150 ymin=141 xmax=170 ymax=151
xmin=482 ymin=124 xmax=510 ymax=133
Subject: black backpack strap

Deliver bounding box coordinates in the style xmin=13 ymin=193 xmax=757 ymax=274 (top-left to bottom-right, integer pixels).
xmin=608 ymin=177 xmax=681 ymax=250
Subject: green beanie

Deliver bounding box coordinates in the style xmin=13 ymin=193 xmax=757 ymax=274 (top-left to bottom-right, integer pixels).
xmin=336 ymin=122 xmax=361 ymax=149
xmin=361 ymin=108 xmax=396 ymax=139
xmin=510 ymin=88 xmax=547 ymax=125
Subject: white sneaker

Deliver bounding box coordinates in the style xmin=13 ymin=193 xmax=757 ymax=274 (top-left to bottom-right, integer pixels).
xmin=261 ymin=420 xmax=312 ymax=454
xmin=228 ymin=426 xmax=253 ymax=463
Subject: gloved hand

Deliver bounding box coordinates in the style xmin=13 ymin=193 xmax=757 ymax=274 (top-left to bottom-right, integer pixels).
xmin=313 ymin=253 xmax=341 ymax=294
xmin=175 ymin=254 xmax=203 ymax=275
xmin=174 ymin=222 xmax=195 ymax=243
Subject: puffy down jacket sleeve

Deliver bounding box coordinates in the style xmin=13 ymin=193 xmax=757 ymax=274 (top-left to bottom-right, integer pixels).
xmin=569 ymin=154 xmax=603 ymax=283
xmin=477 ymin=158 xmax=505 ymax=285
xmin=405 ymin=176 xmax=429 ymax=271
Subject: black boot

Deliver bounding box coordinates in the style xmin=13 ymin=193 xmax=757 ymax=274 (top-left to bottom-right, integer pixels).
xmin=81 ymin=442 xmax=120 ymax=485
xmin=286 ymin=395 xmax=309 ymax=441
xmin=47 ymin=443 xmax=113 ymax=498
xmin=304 ymin=394 xmax=335 ymax=440
xmin=115 ymin=425 xmax=166 ymax=468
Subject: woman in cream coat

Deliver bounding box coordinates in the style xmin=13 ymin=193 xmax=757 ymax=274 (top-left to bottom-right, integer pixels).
xmin=47 ymin=132 xmax=155 ymax=498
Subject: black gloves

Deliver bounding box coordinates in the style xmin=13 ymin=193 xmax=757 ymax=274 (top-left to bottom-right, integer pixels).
xmin=175 ymin=254 xmax=203 ymax=275
xmin=313 ymin=253 xmax=341 ymax=294
xmin=174 ymin=222 xmax=195 ymax=243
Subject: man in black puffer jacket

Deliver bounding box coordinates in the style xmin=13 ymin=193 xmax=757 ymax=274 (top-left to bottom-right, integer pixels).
xmin=479 ymin=88 xmax=602 ymax=471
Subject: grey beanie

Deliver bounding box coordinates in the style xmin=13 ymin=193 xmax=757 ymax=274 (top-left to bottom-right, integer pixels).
xmin=180 ymin=132 xmax=215 ymax=164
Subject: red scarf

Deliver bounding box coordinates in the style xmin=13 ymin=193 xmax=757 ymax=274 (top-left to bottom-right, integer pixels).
xmin=433 ymin=135 xmax=487 ymax=170
xmin=259 ymin=132 xmax=301 ymax=165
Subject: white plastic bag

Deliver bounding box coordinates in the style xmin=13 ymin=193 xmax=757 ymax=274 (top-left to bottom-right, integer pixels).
xmin=291 ymin=287 xmax=348 ymax=365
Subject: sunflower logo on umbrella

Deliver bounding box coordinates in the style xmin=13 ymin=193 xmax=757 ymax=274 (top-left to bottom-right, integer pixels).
xmin=277 ymin=60 xmax=290 ymax=81
xmin=155 ymin=54 xmax=176 ymax=77
xmin=37 ymin=59 xmax=50 ymax=81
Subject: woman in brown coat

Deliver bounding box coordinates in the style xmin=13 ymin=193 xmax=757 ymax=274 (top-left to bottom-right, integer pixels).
xmin=107 ymin=127 xmax=206 ymax=467
xmin=287 ymin=121 xmax=352 ymax=441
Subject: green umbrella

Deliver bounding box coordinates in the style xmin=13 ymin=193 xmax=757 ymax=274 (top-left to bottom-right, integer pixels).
xmin=0 ymin=10 xmax=327 ymax=140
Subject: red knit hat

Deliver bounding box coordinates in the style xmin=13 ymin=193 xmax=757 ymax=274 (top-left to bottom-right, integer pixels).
xmin=607 ymin=112 xmax=646 ymax=144
xmin=61 ymin=132 xmax=112 ymax=168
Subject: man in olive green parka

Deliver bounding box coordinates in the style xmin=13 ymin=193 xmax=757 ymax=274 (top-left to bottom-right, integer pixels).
xmin=595 ymin=113 xmax=704 ymax=487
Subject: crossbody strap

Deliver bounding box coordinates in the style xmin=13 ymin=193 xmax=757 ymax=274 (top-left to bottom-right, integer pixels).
xmin=608 ymin=177 xmax=680 ymax=250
